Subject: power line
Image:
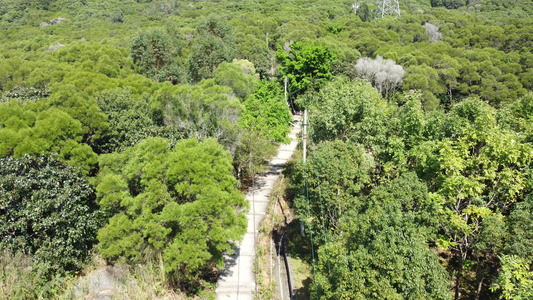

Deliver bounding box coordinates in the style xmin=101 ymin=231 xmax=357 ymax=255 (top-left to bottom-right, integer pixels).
xmin=304 ymin=162 xmax=320 ymax=300
xmin=308 ymin=124 xmax=331 ymax=276
xmin=303 ymin=111 xmax=320 ymax=300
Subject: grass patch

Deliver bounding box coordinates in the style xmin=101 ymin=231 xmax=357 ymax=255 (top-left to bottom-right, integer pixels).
xmin=0 ymin=249 xmax=211 ymax=300
xmin=290 ymin=257 xmax=312 ymax=299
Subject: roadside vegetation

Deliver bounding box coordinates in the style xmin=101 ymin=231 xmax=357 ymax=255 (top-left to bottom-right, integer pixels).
xmin=1 ymin=0 xmax=533 ymax=299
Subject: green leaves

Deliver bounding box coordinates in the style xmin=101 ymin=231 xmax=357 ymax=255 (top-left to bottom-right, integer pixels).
xmin=492 ymin=255 xmax=533 ymax=300
xmin=292 ymin=140 xmax=375 ymax=233
xmin=0 ymin=98 xmax=100 ymax=173
xmin=130 ymin=29 xmax=184 ymax=84
xmin=239 ymin=80 xmax=291 ymax=143
xmin=316 ymin=174 xmax=451 ymax=300
xmin=0 ymin=155 xmax=101 ymax=276
xmin=309 ymin=78 xmax=390 ymax=151
xmin=188 ymin=16 xmax=236 ymax=83
xmin=276 ymin=42 xmax=336 ymax=97
xmin=214 ymin=60 xmax=258 ymax=99
xmin=96 ymin=137 xmax=247 ymax=287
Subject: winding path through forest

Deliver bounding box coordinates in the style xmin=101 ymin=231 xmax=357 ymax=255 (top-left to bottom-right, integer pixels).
xmin=215 ymin=114 xmax=302 ymax=300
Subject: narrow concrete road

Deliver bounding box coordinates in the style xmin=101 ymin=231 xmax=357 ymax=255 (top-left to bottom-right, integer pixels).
xmin=215 ymin=114 xmax=302 ymax=300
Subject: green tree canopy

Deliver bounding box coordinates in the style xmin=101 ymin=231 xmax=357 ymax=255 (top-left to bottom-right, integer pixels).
xmin=213 ymin=60 xmax=258 ymax=99
xmin=276 ymin=41 xmax=336 ymax=98
xmin=316 ymin=174 xmax=450 ymax=300
xmin=96 ymin=137 xmax=248 ymax=287
xmin=0 ymin=155 xmax=101 ymax=276
xmin=188 ymin=16 xmax=236 ymax=82
xmin=130 ymin=28 xmax=184 ymax=84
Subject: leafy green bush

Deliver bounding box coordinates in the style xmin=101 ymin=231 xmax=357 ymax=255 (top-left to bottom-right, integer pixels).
xmin=0 ymin=155 xmax=102 ymax=276
xmin=276 ymin=42 xmax=336 ymax=97
xmin=130 ymin=28 xmax=184 ymax=84
xmin=188 ymin=15 xmax=236 ymax=82
xmin=240 ymin=80 xmax=291 ymax=143
xmin=94 ymin=87 xmax=183 ymax=153
xmin=96 ymin=137 xmax=248 ymax=288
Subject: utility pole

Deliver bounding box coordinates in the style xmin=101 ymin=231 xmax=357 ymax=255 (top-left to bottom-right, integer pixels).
xmin=284 ymin=77 xmax=288 ymax=102
xmin=284 ymin=77 xmax=291 ymax=111
xmin=303 ymin=110 xmax=307 ymax=164
xmin=374 ymin=0 xmax=401 ymax=20
xmin=250 ymin=124 xmax=258 ymax=296
xmin=300 ymin=110 xmax=307 ymax=237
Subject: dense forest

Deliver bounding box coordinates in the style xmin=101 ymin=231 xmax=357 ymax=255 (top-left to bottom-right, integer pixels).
xmin=0 ymin=0 xmax=532 ymax=299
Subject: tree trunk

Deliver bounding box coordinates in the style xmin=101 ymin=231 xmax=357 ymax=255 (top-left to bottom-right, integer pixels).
xmin=475 ymin=276 xmax=484 ymax=300
xmin=455 ymin=268 xmax=461 ymax=300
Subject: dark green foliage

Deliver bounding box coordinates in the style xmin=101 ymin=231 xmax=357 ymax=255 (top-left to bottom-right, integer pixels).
xmin=0 ymin=86 xmax=50 ymax=103
xmin=0 ymin=155 xmax=101 ymax=276
xmin=188 ymin=16 xmax=236 ymax=82
xmin=110 ymin=8 xmax=124 ymax=23
xmin=94 ymin=88 xmax=182 ymax=153
xmin=431 ymin=0 xmax=466 ymax=9
xmin=505 ymin=194 xmax=533 ymax=262
xmin=130 ymin=29 xmax=183 ymax=84
xmin=96 ymin=137 xmax=247 ymax=288
xmin=357 ymin=3 xmax=372 ymax=22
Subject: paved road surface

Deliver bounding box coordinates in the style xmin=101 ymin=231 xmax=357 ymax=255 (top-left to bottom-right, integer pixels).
xmin=215 ymin=114 xmax=302 ymax=300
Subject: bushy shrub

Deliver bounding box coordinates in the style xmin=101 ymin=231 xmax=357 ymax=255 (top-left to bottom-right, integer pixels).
xmin=0 ymin=155 xmax=102 ymax=276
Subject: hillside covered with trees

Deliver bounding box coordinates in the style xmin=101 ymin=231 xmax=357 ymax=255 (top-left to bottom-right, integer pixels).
xmin=0 ymin=0 xmax=532 ymax=299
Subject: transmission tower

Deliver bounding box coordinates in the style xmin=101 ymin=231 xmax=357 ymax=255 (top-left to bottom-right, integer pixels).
xmin=374 ymin=0 xmax=401 ymax=20
xmin=352 ymin=2 xmax=360 ymax=14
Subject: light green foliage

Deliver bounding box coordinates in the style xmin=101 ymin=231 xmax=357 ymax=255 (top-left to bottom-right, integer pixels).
xmin=150 ymin=80 xmax=243 ymax=153
xmin=47 ymin=84 xmax=109 ymax=144
xmin=491 ymin=255 xmax=533 ymax=300
xmin=54 ymin=42 xmax=132 ymax=79
xmin=308 ymin=78 xmax=391 ymax=154
xmin=239 ymin=80 xmax=291 ymax=143
xmin=96 ymin=137 xmax=247 ymax=287
xmin=0 ymin=99 xmax=99 ymax=173
xmin=0 ymin=0 xmax=532 ymax=297
xmin=303 ymin=82 xmax=533 ymax=297
xmin=214 ymin=60 xmax=258 ymax=99
xmin=404 ymin=98 xmax=533 ymax=297
xmin=292 ymin=140 xmax=375 ymax=233
xmin=276 ymin=42 xmax=336 ymax=96
xmin=234 ymin=31 xmax=272 ymax=79
xmin=234 ymin=79 xmax=291 ymax=180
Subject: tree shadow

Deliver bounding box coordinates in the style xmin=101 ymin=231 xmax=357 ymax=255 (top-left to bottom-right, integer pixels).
xmin=295 ymin=277 xmax=312 ymax=299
